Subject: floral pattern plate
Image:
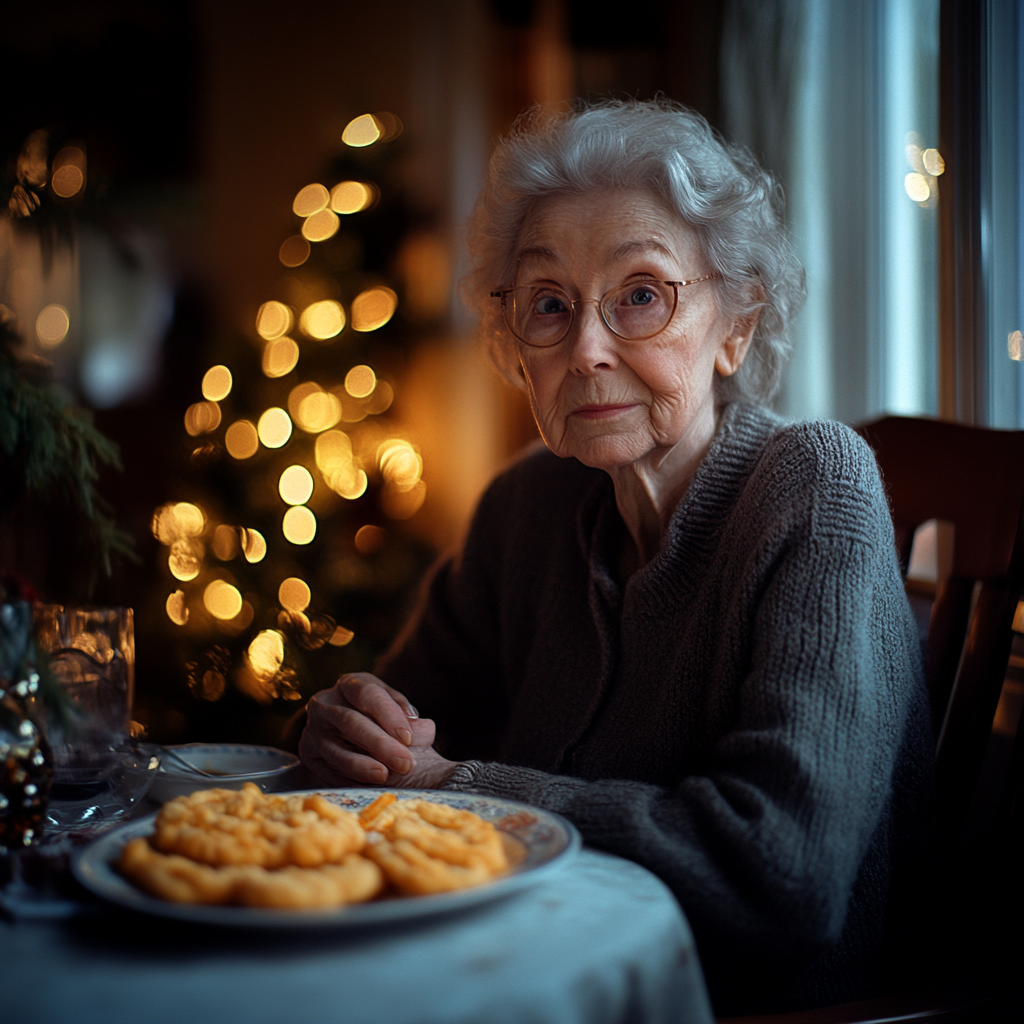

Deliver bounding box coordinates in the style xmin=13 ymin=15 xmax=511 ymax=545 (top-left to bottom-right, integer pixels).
xmin=73 ymin=788 xmax=580 ymax=927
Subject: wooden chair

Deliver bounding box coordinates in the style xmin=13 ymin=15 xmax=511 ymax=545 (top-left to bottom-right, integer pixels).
xmin=717 ymin=415 xmax=1024 ymax=1024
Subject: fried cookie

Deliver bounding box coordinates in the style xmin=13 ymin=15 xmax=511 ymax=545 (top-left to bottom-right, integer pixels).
xmin=152 ymin=783 xmax=365 ymax=869
xmin=360 ymin=795 xmax=509 ymax=895
xmin=119 ymin=835 xmax=384 ymax=909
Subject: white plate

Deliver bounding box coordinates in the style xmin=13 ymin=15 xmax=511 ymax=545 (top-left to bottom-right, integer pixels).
xmin=145 ymin=744 xmax=300 ymax=803
xmin=73 ymin=788 xmax=580 ymax=927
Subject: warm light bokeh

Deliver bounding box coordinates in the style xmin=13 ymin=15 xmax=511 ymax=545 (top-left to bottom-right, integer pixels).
xmin=354 ymin=524 xmax=385 ymax=554
xmin=315 ymin=429 xmax=367 ymax=499
xmin=166 ymin=590 xmax=189 ymax=626
xmin=278 ymin=576 xmax=311 ymax=612
xmin=256 ymin=300 xmax=294 ymax=340
xmin=366 ymin=380 xmax=394 ymax=415
xmin=344 ymin=364 xmax=376 ymax=398
xmin=257 ymin=407 xmax=293 ymax=448
xmin=241 ymin=528 xmax=267 ymax=563
xmin=204 ymin=579 xmax=244 ymax=620
xmin=288 ymin=381 xmax=322 ymax=419
xmin=51 ymin=165 xmax=85 ymax=198
xmin=36 ymin=304 xmax=70 ymax=347
xmin=342 ymin=114 xmax=382 ymax=147
xmin=379 ymin=439 xmax=423 ymax=491
xmin=297 ymin=390 xmax=342 ymax=432
xmin=262 ymin=337 xmax=300 ymax=378
xmin=302 ymin=208 xmax=340 ymax=242
xmin=212 ymin=523 xmax=240 ymax=560
xmin=330 ymin=180 xmax=373 ymax=215
xmin=169 ymin=538 xmax=202 ymax=581
xmin=351 ymin=287 xmax=397 ymax=332
xmin=202 ymin=365 xmax=233 ymax=402
xmin=247 ymin=629 xmax=285 ymax=680
xmin=292 ymin=183 xmax=329 ymax=218
xmin=299 ymin=299 xmax=346 ymax=339
xmin=282 ymin=505 xmax=317 ymax=544
xmin=51 ymin=146 xmax=86 ymax=195
xmin=175 ymin=504 xmax=206 ymax=536
xmin=279 ymin=234 xmax=311 ymax=267
xmin=225 ymin=419 xmax=259 ymax=459
xmin=279 ymin=464 xmax=314 ymax=505
xmin=152 ymin=502 xmax=206 ymax=542
xmin=185 ymin=401 xmax=222 ymax=436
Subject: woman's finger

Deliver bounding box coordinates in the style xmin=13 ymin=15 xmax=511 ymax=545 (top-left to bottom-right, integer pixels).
xmin=299 ymin=727 xmax=389 ymax=785
xmin=337 ymin=673 xmax=416 ymax=745
xmin=328 ymin=704 xmax=415 ymax=775
xmin=408 ymin=716 xmax=436 ymax=747
xmin=382 ymin=682 xmax=419 ymax=719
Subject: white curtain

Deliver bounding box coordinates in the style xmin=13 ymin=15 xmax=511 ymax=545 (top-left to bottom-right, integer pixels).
xmin=721 ymin=0 xmax=940 ymax=425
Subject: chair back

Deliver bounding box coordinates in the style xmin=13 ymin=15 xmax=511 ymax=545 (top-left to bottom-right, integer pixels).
xmin=855 ymin=416 xmax=1024 ymax=853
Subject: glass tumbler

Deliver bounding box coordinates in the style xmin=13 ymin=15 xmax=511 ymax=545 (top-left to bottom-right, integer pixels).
xmin=33 ymin=606 xmax=154 ymax=830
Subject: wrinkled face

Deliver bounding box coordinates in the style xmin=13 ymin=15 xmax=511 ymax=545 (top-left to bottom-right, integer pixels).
xmin=511 ymin=188 xmax=749 ymax=472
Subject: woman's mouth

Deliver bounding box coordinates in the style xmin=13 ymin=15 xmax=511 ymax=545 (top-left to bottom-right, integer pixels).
xmin=570 ymin=403 xmax=639 ymax=420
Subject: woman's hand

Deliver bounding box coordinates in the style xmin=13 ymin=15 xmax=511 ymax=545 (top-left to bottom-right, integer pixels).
xmin=298 ymin=672 xmax=458 ymax=789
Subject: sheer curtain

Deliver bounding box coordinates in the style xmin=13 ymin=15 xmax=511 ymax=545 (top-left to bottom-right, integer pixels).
xmin=721 ymin=0 xmax=940 ymax=425
xmin=987 ymin=0 xmax=1024 ymax=428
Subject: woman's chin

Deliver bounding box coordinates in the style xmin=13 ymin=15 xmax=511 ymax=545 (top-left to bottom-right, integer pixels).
xmin=559 ymin=432 xmax=651 ymax=471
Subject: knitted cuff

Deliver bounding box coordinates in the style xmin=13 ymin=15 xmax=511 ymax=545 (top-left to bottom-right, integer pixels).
xmin=441 ymin=760 xmax=483 ymax=792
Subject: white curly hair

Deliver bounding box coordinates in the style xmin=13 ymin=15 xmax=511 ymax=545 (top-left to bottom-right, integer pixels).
xmin=462 ymin=98 xmax=806 ymax=404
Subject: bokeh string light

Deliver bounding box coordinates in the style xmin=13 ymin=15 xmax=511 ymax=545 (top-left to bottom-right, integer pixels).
xmin=256 ymin=301 xmax=293 ymax=340
xmin=342 ymin=114 xmax=382 ymax=147
xmin=282 ymin=505 xmax=317 ymax=544
xmin=299 ymin=299 xmax=346 ymax=339
xmin=225 ymin=420 xmax=259 ymax=459
xmin=201 ymin=365 xmax=233 ymax=402
xmin=154 ymin=105 xmax=423 ymax=722
xmin=257 ymin=407 xmax=293 ymax=448
xmin=35 ymin=304 xmax=70 ymax=347
xmin=351 ymin=287 xmax=397 ymax=332
xmin=262 ymin=337 xmax=300 ymax=378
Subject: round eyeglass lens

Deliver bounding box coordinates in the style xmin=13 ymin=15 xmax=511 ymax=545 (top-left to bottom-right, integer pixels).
xmin=603 ymin=280 xmax=677 ymax=340
xmin=508 ymin=287 xmax=573 ymax=347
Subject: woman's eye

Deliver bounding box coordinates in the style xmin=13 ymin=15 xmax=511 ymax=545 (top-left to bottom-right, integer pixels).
xmin=625 ymin=286 xmax=657 ymax=306
xmin=534 ymin=294 xmax=569 ymax=315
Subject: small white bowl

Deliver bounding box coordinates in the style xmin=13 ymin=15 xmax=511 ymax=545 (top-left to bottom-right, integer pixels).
xmin=145 ymin=744 xmax=300 ymax=804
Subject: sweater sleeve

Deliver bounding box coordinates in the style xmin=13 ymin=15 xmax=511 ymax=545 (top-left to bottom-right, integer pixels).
xmin=442 ymin=467 xmax=926 ymax=969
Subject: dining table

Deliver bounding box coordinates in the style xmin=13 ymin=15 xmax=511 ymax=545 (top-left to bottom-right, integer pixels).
xmin=1 ymin=789 xmax=715 ymax=1024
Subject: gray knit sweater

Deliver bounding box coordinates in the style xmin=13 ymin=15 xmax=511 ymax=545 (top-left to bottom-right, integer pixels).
xmin=379 ymin=402 xmax=934 ymax=1014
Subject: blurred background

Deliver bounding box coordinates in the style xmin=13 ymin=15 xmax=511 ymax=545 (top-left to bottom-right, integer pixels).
xmin=1 ymin=0 xmax=1020 ymax=744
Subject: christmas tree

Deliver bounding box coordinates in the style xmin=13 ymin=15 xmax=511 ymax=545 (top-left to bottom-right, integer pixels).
xmin=146 ymin=112 xmax=435 ymax=745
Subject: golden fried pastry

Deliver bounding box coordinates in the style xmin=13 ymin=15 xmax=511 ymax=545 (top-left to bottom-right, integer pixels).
xmin=118 ymin=786 xmax=510 ymax=909
xmin=119 ymin=835 xmax=384 ymax=909
xmin=152 ymin=783 xmax=365 ymax=869
xmin=360 ymin=796 xmax=509 ymax=895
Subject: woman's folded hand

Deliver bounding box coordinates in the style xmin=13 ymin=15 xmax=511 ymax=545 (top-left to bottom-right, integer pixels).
xmin=298 ymin=672 xmax=458 ymax=789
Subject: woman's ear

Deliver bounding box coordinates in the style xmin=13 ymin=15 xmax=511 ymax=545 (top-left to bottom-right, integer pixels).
xmin=715 ymin=315 xmax=758 ymax=378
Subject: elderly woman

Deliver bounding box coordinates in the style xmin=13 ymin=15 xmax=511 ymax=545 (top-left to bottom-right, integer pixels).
xmin=299 ymin=101 xmax=932 ymax=1014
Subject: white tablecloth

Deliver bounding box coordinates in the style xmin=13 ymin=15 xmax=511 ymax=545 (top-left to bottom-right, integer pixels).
xmin=3 ymin=848 xmax=713 ymax=1024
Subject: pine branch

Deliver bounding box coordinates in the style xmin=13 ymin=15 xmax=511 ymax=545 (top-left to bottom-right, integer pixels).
xmin=0 ymin=333 xmax=138 ymax=589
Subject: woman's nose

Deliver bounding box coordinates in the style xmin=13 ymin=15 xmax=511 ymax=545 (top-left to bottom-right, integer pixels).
xmin=567 ymin=300 xmax=619 ymax=375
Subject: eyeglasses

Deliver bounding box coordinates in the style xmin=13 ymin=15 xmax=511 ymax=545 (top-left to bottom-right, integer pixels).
xmin=490 ymin=274 xmax=719 ymax=348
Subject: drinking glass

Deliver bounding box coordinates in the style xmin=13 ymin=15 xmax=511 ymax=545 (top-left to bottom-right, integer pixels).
xmin=33 ymin=605 xmax=156 ymax=830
